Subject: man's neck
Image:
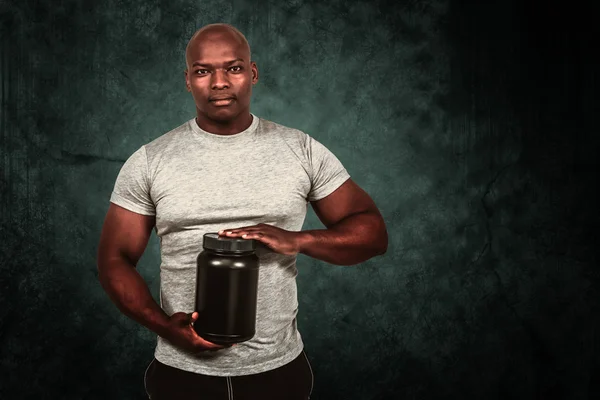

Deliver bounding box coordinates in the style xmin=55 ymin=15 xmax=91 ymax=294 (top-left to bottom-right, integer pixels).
xmin=195 ymin=112 xmax=253 ymax=136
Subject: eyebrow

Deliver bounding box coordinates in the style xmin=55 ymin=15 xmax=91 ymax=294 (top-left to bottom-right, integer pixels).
xmin=192 ymin=58 xmax=245 ymax=68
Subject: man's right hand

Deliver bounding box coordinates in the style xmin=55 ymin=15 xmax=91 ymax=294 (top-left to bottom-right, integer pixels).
xmin=163 ymin=312 xmax=232 ymax=353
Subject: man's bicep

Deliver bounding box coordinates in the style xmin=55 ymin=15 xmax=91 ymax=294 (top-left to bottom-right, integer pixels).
xmin=97 ymin=203 xmax=156 ymax=267
xmin=310 ymin=178 xmax=380 ymax=228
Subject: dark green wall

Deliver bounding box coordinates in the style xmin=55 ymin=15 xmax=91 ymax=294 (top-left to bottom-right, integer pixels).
xmin=1 ymin=0 xmax=598 ymax=399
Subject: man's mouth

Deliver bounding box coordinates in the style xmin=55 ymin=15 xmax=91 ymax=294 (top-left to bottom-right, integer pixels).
xmin=210 ymin=98 xmax=235 ymax=106
xmin=209 ymin=96 xmax=235 ymax=101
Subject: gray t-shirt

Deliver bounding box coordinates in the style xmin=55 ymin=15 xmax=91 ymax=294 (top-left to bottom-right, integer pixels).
xmin=110 ymin=114 xmax=350 ymax=376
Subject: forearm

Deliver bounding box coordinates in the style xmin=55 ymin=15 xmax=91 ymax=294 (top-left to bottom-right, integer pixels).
xmin=298 ymin=211 xmax=388 ymax=266
xmin=98 ymin=258 xmax=170 ymax=337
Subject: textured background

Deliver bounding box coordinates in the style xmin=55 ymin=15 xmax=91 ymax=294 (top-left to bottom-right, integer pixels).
xmin=1 ymin=0 xmax=598 ymax=399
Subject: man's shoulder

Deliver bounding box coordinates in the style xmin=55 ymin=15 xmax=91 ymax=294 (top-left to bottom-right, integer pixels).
xmin=257 ymin=116 xmax=308 ymax=143
xmin=142 ymin=119 xmax=193 ymax=153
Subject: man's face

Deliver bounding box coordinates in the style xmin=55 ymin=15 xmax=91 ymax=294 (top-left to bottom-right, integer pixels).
xmin=185 ymin=32 xmax=258 ymax=123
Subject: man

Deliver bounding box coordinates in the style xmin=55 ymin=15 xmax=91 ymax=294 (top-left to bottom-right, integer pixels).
xmin=97 ymin=23 xmax=388 ymax=400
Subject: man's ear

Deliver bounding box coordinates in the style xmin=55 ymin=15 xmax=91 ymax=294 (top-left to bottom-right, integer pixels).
xmin=184 ymin=69 xmax=191 ymax=91
xmin=251 ymin=62 xmax=259 ymax=84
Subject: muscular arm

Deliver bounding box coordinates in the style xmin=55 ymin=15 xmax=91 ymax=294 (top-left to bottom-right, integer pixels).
xmin=96 ymin=204 xmax=170 ymax=337
xmin=298 ymin=179 xmax=388 ymax=266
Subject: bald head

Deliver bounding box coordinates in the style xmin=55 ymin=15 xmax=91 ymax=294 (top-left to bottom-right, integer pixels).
xmin=185 ymin=24 xmax=251 ymax=69
xmin=183 ymin=23 xmax=258 ymax=131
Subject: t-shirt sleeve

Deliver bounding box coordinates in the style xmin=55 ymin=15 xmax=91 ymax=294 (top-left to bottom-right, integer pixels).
xmin=306 ymin=134 xmax=351 ymax=202
xmin=109 ymin=146 xmax=156 ymax=216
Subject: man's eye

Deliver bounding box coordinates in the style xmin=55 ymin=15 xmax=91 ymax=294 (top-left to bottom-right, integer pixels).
xmin=229 ymin=66 xmax=242 ymax=72
xmin=195 ymin=69 xmax=208 ymax=75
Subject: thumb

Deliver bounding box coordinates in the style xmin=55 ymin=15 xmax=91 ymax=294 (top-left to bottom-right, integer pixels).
xmin=188 ymin=312 xmax=198 ymax=325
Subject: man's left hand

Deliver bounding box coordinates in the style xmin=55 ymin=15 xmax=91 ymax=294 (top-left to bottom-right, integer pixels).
xmin=218 ymin=224 xmax=302 ymax=255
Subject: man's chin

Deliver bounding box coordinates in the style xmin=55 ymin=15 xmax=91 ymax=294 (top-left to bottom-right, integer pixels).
xmin=204 ymin=108 xmax=239 ymax=123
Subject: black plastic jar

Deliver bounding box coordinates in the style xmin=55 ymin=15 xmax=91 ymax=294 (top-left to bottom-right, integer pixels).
xmin=193 ymin=233 xmax=259 ymax=345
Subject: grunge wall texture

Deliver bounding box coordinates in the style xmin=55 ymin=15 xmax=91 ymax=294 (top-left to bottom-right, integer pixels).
xmin=1 ymin=0 xmax=598 ymax=399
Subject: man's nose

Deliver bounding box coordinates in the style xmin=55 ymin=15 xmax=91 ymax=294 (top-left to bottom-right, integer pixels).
xmin=211 ymin=69 xmax=230 ymax=89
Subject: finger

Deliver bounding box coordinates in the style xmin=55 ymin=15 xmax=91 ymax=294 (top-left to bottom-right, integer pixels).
xmin=219 ymin=225 xmax=261 ymax=235
xmin=227 ymin=228 xmax=265 ymax=237
xmin=241 ymin=232 xmax=264 ymax=239
xmin=225 ymin=230 xmax=250 ymax=236
xmin=191 ymin=330 xmax=219 ymax=346
xmin=223 ymin=225 xmax=270 ymax=234
xmin=197 ymin=341 xmax=226 ymax=351
xmin=220 ymin=230 xmax=243 ymax=236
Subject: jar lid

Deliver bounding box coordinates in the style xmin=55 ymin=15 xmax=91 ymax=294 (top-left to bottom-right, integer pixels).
xmin=202 ymin=233 xmax=257 ymax=253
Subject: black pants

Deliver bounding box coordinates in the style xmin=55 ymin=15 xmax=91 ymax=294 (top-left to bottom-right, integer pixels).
xmin=144 ymin=350 xmax=314 ymax=400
